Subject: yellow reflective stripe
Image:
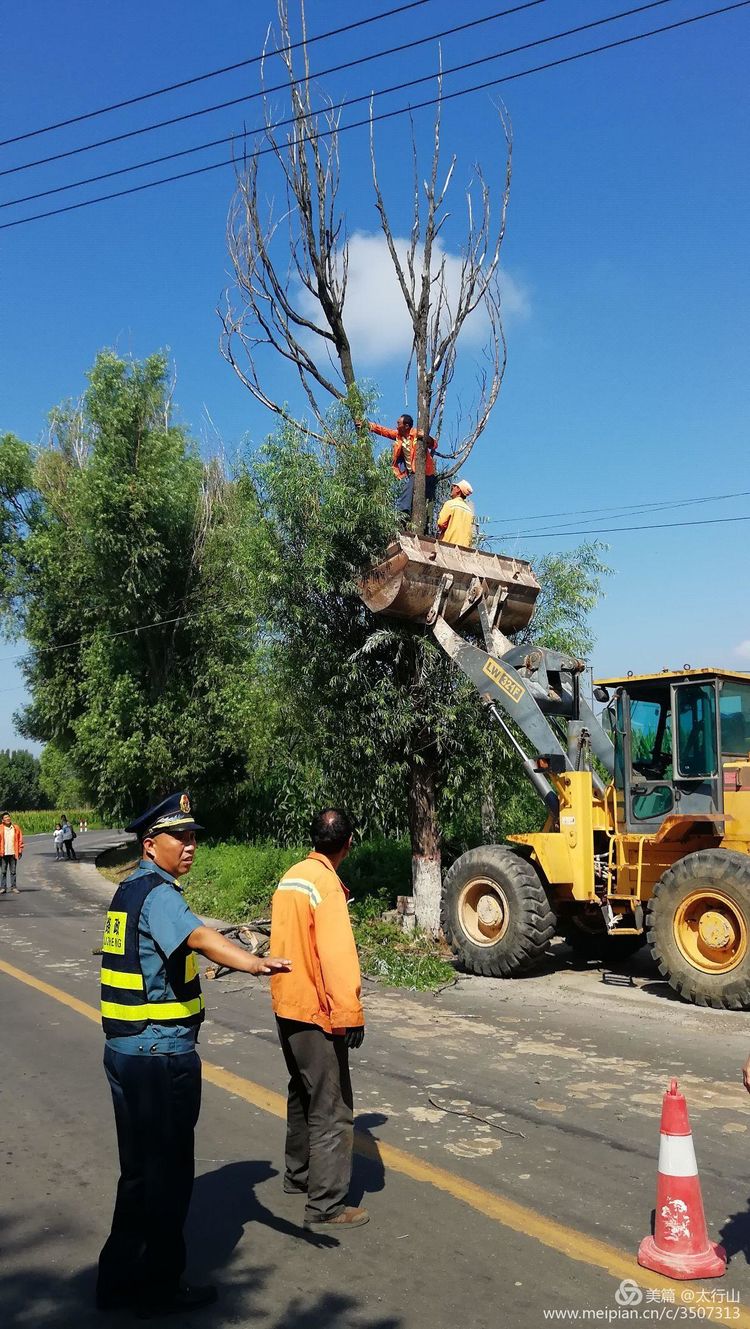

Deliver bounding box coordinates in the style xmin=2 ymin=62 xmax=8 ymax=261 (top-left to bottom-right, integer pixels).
xmin=101 ymin=968 xmax=144 ymax=991
xmin=277 ymin=878 xmax=322 ymax=908
xmin=100 ymin=995 xmax=205 ymax=1022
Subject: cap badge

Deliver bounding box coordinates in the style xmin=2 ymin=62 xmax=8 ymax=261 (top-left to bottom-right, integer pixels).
xmin=180 ymin=794 xmax=191 ymax=814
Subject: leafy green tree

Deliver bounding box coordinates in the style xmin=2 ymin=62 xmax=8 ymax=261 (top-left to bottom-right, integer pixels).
xmin=0 ymin=352 xmax=277 ymax=826
xmin=0 ymin=749 xmax=45 ymax=809
xmin=243 ymin=417 xmax=609 ymax=930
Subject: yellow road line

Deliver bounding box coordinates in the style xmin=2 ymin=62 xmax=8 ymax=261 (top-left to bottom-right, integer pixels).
xmin=0 ymin=956 xmax=744 ymax=1312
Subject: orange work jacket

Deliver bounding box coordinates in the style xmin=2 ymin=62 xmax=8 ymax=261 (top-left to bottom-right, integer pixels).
xmin=367 ymin=422 xmax=437 ymax=478
xmin=270 ymin=851 xmax=364 ymax=1034
xmin=2 ymin=822 xmax=23 ymax=858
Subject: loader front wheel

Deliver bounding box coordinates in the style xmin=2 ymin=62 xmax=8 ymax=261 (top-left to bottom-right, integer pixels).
xmin=647 ymin=850 xmax=750 ymax=1009
xmin=441 ymin=846 xmax=556 ymax=977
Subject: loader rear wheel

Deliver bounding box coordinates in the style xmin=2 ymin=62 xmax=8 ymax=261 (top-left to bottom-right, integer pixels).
xmin=647 ymin=850 xmax=750 ymax=1009
xmin=562 ymin=908 xmax=645 ymax=962
xmin=441 ymin=846 xmax=556 ymax=977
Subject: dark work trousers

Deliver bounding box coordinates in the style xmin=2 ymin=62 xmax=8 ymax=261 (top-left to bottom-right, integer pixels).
xmin=0 ymin=855 xmax=17 ymax=890
xmin=97 ymin=1045 xmax=202 ymax=1302
xmin=63 ymin=839 xmax=77 ymax=861
xmin=276 ymin=1018 xmax=353 ymax=1223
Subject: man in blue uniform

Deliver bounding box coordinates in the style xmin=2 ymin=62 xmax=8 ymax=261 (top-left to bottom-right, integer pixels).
xmin=97 ymin=791 xmax=290 ymax=1317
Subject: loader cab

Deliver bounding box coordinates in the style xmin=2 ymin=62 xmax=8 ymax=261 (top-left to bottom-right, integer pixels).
xmin=597 ymin=670 xmax=750 ymax=835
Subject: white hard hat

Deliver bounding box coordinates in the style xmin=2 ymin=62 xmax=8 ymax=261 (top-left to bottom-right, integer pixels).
xmin=456 ymin=479 xmax=473 ymax=496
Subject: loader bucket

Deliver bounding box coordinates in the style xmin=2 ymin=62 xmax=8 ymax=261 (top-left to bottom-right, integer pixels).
xmin=358 ymin=532 xmax=539 ymax=633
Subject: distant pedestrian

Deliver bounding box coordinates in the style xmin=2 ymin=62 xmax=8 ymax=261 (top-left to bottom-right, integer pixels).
xmin=0 ymin=812 xmax=23 ymax=893
xmin=53 ymin=823 xmax=65 ymax=860
xmin=270 ymin=808 xmax=368 ymax=1231
xmin=60 ymin=815 xmax=77 ymax=861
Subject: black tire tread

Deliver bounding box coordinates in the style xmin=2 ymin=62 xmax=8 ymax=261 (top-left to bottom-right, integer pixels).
xmin=441 ymin=845 xmax=555 ymax=978
xmin=646 ymin=848 xmax=750 ymax=1010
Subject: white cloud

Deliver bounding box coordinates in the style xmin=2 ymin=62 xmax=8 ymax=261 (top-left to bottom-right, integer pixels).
xmin=297 ymin=229 xmax=530 ymax=367
xmin=733 ymin=641 xmax=750 ymax=661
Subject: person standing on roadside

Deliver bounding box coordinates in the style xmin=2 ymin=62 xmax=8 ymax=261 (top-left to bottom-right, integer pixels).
xmin=60 ymin=815 xmax=77 ymax=861
xmin=0 ymin=812 xmax=23 ymax=894
xmin=53 ymin=822 xmax=65 ymax=861
xmin=270 ymin=808 xmax=368 ymax=1232
xmin=97 ymin=790 xmax=291 ymax=1317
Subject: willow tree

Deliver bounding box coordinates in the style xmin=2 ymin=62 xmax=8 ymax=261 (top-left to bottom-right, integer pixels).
xmin=219 ymin=0 xmax=514 ymax=930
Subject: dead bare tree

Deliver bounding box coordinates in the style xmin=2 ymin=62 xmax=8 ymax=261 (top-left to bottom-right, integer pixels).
xmin=370 ymin=75 xmax=511 ymax=533
xmin=219 ymin=0 xmax=514 ymax=935
xmin=220 ymin=1 xmax=356 ymax=437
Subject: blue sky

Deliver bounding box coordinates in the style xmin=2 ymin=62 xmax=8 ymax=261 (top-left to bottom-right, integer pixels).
xmin=1 ymin=0 xmax=749 ymax=749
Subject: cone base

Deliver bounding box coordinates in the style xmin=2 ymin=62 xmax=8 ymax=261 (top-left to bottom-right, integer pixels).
xmin=638 ymin=1236 xmax=727 ymax=1281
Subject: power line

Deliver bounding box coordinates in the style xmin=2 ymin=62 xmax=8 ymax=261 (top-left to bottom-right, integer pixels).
xmin=0 ymin=0 xmax=555 ymax=183
xmin=486 ymin=487 xmax=750 ymax=528
xmin=3 ymin=0 xmax=746 ymax=232
xmin=0 ymin=1 xmax=683 ymax=217
xmin=486 ymin=512 xmax=750 ymax=541
xmin=0 ymin=0 xmax=433 ymax=149
xmin=0 ymin=608 xmax=250 ymax=667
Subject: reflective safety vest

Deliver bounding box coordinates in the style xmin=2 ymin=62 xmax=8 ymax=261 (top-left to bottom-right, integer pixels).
xmin=100 ymin=872 xmax=205 ymax=1037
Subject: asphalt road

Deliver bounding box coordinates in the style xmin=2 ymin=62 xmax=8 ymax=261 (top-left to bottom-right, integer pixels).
xmin=2 ymin=831 xmax=750 ymax=1329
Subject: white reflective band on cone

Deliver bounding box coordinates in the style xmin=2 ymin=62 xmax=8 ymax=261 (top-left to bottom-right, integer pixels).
xmin=658 ymin=1132 xmax=698 ymax=1177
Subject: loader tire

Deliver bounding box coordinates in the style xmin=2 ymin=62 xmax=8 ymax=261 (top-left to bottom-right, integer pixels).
xmin=562 ymin=909 xmax=645 ymax=962
xmin=647 ymin=849 xmax=750 ymax=1010
xmin=441 ymin=846 xmax=556 ymax=977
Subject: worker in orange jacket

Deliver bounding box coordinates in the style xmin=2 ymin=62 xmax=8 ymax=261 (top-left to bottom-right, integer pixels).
xmin=366 ymin=414 xmax=438 ymax=522
xmin=270 ymin=808 xmax=368 ymax=1231
xmin=1 ymin=812 xmax=23 ymax=893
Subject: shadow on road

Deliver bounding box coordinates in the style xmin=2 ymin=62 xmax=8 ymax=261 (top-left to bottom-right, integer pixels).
xmin=351 ymin=1111 xmax=388 ymax=1208
xmin=719 ymin=1197 xmax=750 ymax=1267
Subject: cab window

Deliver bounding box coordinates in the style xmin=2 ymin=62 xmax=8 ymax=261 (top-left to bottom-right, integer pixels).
xmin=675 ymin=683 xmax=718 ymax=778
xmin=719 ymin=681 xmax=750 ymax=755
xmin=628 ymin=691 xmax=673 ymax=781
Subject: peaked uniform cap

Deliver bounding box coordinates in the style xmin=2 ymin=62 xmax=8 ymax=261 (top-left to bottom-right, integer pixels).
xmin=125 ymin=791 xmax=204 ymax=838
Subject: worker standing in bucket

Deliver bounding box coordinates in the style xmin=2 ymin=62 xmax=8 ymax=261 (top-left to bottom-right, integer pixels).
xmin=437 ymin=479 xmax=475 ymax=547
xmin=364 ymin=414 xmax=438 ymax=523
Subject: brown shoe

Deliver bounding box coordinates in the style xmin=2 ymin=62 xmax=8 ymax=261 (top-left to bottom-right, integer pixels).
xmin=304 ymin=1206 xmax=369 ymax=1231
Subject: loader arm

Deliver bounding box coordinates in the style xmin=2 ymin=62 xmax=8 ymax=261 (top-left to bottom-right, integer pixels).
xmin=358 ymin=533 xmax=615 ymax=821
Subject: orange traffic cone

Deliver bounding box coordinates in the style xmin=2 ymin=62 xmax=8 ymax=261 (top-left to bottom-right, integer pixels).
xmin=638 ymin=1079 xmax=726 ymax=1280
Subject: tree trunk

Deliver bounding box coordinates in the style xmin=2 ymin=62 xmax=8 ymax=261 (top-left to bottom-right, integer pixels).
xmin=407 ymin=742 xmax=442 ymax=935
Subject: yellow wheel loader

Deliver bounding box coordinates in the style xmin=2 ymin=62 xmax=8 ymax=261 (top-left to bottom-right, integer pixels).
xmin=359 ymin=533 xmax=750 ymax=1009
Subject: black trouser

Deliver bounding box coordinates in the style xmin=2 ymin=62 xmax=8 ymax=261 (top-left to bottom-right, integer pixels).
xmin=63 ymin=839 xmax=76 ymax=860
xmin=98 ymin=1045 xmax=202 ymax=1303
xmin=276 ymin=1018 xmax=353 ymax=1222
xmin=0 ymin=855 xmax=17 ymax=890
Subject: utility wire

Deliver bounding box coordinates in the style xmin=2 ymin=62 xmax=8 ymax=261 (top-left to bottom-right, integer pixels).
xmin=0 ymin=607 xmax=252 ymax=667
xmin=0 ymin=0 xmax=674 ymax=210
xmin=3 ymin=0 xmax=746 ymax=232
xmin=0 ymin=0 xmax=433 ymax=149
xmin=488 ymin=487 xmax=750 ymax=524
xmin=0 ymin=0 xmax=555 ymax=183
xmin=487 ymin=512 xmax=750 ymax=541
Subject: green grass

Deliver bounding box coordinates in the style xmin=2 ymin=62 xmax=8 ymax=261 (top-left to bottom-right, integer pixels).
xmin=97 ymin=836 xmax=453 ymax=992
xmin=6 ymin=808 xmax=104 ymax=835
